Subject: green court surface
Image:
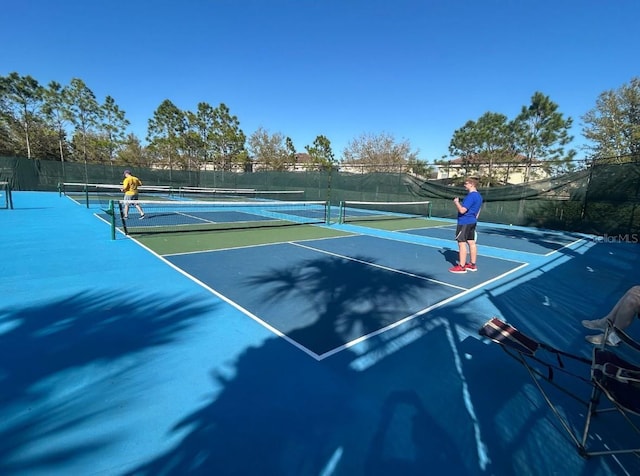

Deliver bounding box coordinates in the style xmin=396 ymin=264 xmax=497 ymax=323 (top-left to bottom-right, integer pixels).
xmin=335 ymin=216 xmax=449 ymax=231
xmin=136 ymin=224 xmax=355 ymax=254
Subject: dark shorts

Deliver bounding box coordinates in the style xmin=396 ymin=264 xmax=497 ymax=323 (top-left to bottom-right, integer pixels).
xmin=455 ymin=223 xmax=477 ymax=242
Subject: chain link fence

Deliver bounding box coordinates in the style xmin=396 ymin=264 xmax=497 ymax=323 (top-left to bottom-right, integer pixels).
xmin=1 ymin=155 xmax=638 ymax=236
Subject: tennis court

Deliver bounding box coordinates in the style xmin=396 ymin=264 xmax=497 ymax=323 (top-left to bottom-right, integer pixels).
xmin=163 ymin=234 xmax=525 ymax=358
xmin=2 ymin=191 xmax=640 ymax=476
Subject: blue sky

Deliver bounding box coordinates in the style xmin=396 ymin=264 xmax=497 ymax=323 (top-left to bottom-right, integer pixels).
xmin=2 ymin=0 xmax=639 ymax=161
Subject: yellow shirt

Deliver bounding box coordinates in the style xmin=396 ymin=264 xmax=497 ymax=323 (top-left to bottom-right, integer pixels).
xmin=122 ymin=176 xmax=142 ymax=196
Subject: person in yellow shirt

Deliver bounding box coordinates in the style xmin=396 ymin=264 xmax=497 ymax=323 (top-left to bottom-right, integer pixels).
xmin=120 ymin=169 xmax=145 ymax=219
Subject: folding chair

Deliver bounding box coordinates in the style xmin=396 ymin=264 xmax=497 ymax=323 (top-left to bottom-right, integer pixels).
xmin=479 ymin=317 xmax=640 ymax=458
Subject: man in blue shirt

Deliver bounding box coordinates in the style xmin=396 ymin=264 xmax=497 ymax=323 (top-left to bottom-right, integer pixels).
xmin=449 ymin=177 xmax=483 ymax=273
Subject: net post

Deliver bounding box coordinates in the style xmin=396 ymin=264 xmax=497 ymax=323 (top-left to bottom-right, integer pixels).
xmin=338 ymin=201 xmax=345 ymax=224
xmin=1 ymin=182 xmax=13 ymax=210
xmin=58 ymin=182 xmax=62 ymax=197
xmin=428 ymin=201 xmax=432 ymax=219
xmin=84 ymin=183 xmax=89 ymax=208
xmin=325 ymin=201 xmax=330 ymax=224
xmin=108 ymin=200 xmax=116 ymax=240
xmin=117 ymin=201 xmax=129 ymax=235
xmin=0 ymin=182 xmax=7 ymax=209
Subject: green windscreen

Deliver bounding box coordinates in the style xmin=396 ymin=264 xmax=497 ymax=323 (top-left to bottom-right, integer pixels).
xmin=339 ymin=200 xmax=432 ymax=224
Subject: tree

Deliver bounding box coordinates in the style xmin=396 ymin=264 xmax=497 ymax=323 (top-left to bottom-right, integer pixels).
xmin=0 ymin=72 xmax=44 ymax=159
xmin=247 ymin=127 xmax=290 ymax=170
xmin=512 ymin=92 xmax=576 ymax=181
xmin=285 ymin=137 xmax=297 ymax=162
xmin=582 ymin=77 xmax=640 ymax=159
xmin=406 ymin=157 xmax=434 ymax=178
xmin=98 ymin=95 xmax=130 ymax=167
xmin=305 ymin=135 xmax=335 ymax=169
xmin=181 ymin=123 xmax=205 ymax=177
xmin=449 ymin=112 xmax=516 ymax=185
xmin=147 ymin=99 xmax=186 ymax=179
xmin=186 ymin=102 xmax=217 ymax=170
xmin=342 ymin=132 xmax=418 ymax=173
xmin=210 ymin=103 xmax=247 ymax=171
xmin=42 ymin=81 xmax=71 ymax=169
xmin=305 ymin=135 xmax=335 ymax=201
xmin=66 ymin=78 xmax=101 ymax=177
xmin=448 ymin=120 xmax=483 ymax=178
xmin=118 ymin=133 xmax=149 ymax=168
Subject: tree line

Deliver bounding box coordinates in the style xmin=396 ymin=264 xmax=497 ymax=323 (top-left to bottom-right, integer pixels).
xmin=445 ymin=79 xmax=640 ymax=185
xmin=1 ymin=72 xmax=639 ymax=183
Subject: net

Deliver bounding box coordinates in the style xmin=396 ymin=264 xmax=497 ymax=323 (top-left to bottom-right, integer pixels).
xmin=177 ymin=187 xmax=306 ymax=202
xmin=60 ymin=182 xmax=307 ymax=209
xmin=110 ymin=199 xmax=330 ymax=235
xmin=59 ymin=182 xmax=177 ymax=208
xmin=339 ymin=200 xmax=432 ymax=224
xmin=0 ymin=181 xmax=13 ymax=209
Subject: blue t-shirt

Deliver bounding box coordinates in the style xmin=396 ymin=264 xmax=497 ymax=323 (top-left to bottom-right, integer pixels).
xmin=458 ymin=191 xmax=483 ymax=225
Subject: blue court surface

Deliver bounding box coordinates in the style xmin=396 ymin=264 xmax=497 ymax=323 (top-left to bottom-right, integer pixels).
xmin=2 ymin=192 xmax=640 ymax=476
xmin=400 ymin=223 xmax=584 ymax=255
xmin=165 ymin=235 xmax=524 ymax=358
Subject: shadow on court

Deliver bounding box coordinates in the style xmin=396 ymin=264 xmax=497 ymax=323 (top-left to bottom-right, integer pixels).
xmin=466 ymin=241 xmax=640 ymax=474
xmin=363 ymin=389 xmax=462 ymax=476
xmin=121 ymin=241 xmax=485 ymax=475
xmin=243 ymin=253 xmax=445 ymax=356
xmin=438 ymin=248 xmax=459 ymax=266
xmin=109 ymin=240 xmax=639 ymax=476
xmin=0 ymin=290 xmax=214 ymax=475
xmin=122 ymin=316 xmax=477 ymax=476
xmin=406 ymin=225 xmax=582 ymax=254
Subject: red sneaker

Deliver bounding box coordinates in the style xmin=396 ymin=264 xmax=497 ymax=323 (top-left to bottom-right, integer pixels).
xmin=448 ymin=264 xmax=467 ymax=274
xmin=465 ymin=263 xmax=477 ymax=272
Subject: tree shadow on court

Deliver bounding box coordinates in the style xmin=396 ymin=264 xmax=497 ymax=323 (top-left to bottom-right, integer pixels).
xmin=240 ymin=254 xmax=448 ymax=356
xmin=0 ymin=290 xmax=213 ymax=475
xmin=124 ymin=336 xmax=356 ymax=476
xmin=122 ymin=258 xmax=479 ymax=475
xmin=123 ymin=321 xmax=475 ymax=475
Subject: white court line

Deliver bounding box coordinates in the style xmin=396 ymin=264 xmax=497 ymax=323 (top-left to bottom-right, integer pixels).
xmin=123 ymin=234 xmax=324 ymax=360
xmin=163 ymin=234 xmax=354 ymax=257
xmin=443 ymin=319 xmax=491 ymax=470
xmin=291 ymin=241 xmax=468 ymax=291
xmin=317 ymin=261 xmax=529 ymax=360
xmin=121 ymin=229 xmax=530 ymax=361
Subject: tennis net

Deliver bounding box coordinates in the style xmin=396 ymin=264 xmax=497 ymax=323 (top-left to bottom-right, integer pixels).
xmin=109 ymin=199 xmax=330 ymax=236
xmin=60 ymin=182 xmax=307 ymax=209
xmin=339 ymin=200 xmax=432 ymax=224
xmin=59 ymin=182 xmax=177 ymax=208
xmin=1 ymin=181 xmax=13 ymax=209
xmin=177 ymin=187 xmax=306 ymax=201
